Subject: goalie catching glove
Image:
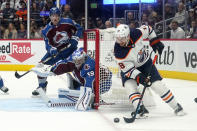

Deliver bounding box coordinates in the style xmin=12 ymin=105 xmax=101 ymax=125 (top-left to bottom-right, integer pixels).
xmin=135 ymin=73 xmax=152 ymax=87
xmin=149 ymin=37 xmax=164 ymax=55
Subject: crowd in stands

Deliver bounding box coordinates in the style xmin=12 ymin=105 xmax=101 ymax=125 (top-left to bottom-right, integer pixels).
xmin=0 ymin=0 xmax=197 ymax=39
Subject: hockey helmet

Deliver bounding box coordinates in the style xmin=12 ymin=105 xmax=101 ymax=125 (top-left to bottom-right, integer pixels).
xmin=72 ymin=47 xmax=86 ymax=68
xmin=115 ymin=24 xmax=130 ymax=45
xmin=49 ymin=7 xmax=61 ymax=17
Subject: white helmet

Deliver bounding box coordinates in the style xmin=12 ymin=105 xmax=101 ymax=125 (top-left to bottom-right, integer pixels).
xmin=115 ymin=24 xmax=130 ymax=45
xmin=72 ymin=47 xmax=86 ymax=68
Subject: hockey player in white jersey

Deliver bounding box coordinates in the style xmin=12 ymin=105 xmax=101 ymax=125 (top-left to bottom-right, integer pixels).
xmin=114 ymin=24 xmax=185 ymax=117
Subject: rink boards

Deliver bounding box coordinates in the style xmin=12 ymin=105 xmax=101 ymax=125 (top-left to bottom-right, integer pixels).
xmin=0 ymin=39 xmax=196 ymax=81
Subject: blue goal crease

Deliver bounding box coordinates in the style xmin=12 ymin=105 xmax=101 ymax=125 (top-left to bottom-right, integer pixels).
xmin=0 ymin=98 xmax=80 ymax=112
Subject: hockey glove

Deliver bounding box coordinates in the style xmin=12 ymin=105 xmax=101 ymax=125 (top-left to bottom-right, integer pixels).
xmin=49 ymin=47 xmax=58 ymax=56
xmin=69 ymin=36 xmax=79 ymax=46
xmin=149 ymin=37 xmax=164 ymax=55
xmin=135 ymin=73 xmax=151 ymax=87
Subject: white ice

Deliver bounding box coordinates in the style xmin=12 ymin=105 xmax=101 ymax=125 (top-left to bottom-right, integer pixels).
xmin=0 ymin=71 xmax=197 ymax=131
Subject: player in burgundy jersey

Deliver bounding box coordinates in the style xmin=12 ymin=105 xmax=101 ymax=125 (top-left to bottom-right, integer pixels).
xmin=32 ymin=7 xmax=82 ymax=96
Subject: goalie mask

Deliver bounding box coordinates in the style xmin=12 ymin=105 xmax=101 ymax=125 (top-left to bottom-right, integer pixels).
xmin=115 ymin=24 xmax=130 ymax=46
xmin=72 ymin=48 xmax=86 ymax=69
xmin=49 ymin=7 xmax=61 ymax=25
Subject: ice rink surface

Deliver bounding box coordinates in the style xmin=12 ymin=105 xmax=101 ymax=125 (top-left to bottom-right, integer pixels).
xmin=0 ymin=71 xmax=197 ymax=131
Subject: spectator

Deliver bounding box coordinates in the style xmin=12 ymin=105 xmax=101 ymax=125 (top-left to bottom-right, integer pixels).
xmin=141 ymin=13 xmax=149 ymax=25
xmin=0 ymin=25 xmax=5 ymax=39
xmin=105 ymin=20 xmax=112 ymax=28
xmin=30 ymin=23 xmax=41 ymax=39
xmin=31 ymin=1 xmax=41 ymax=25
xmin=188 ymin=20 xmax=197 ymax=38
xmin=87 ymin=17 xmax=96 ymax=29
xmin=17 ymin=22 xmax=27 ymax=39
xmin=3 ymin=22 xmax=17 ymax=39
xmin=62 ymin=4 xmax=74 ymax=19
xmin=15 ymin=0 xmax=27 ymax=22
xmin=164 ymin=3 xmax=175 ymax=25
xmin=0 ymin=2 xmax=15 ymax=26
xmin=41 ymin=0 xmax=54 ymax=11
xmin=147 ymin=5 xmax=158 ymax=24
xmin=126 ymin=11 xmax=136 ymax=24
xmin=1 ymin=0 xmax=14 ymax=10
xmin=170 ymin=20 xmax=185 ymax=39
xmin=95 ymin=17 xmax=105 ymax=29
xmin=187 ymin=9 xmax=196 ymax=27
xmin=173 ymin=2 xmax=188 ymax=26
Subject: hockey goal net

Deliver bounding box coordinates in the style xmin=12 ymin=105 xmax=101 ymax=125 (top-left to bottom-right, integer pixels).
xmin=84 ymin=28 xmax=155 ymax=109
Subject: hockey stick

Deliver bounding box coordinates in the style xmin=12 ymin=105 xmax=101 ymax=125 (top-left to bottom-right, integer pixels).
xmin=15 ymin=46 xmax=70 ymax=79
xmin=123 ymin=51 xmax=158 ymax=123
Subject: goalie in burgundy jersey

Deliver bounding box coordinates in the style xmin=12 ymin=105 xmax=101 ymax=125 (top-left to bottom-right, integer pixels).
xmin=114 ymin=24 xmax=185 ymax=117
xmin=32 ymin=7 xmax=82 ymax=96
xmin=31 ymin=47 xmax=112 ymax=111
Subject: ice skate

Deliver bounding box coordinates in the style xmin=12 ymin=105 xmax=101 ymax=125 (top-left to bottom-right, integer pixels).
xmin=174 ymin=103 xmax=186 ymax=116
xmin=32 ymin=81 xmax=48 ymax=96
xmin=131 ymin=105 xmax=149 ymax=119
xmin=0 ymin=86 xmax=9 ymax=93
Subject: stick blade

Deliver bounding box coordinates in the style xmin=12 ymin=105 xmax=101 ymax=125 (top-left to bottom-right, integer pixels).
xmin=15 ymin=71 xmax=21 ymax=79
xmin=123 ymin=117 xmax=135 ymax=123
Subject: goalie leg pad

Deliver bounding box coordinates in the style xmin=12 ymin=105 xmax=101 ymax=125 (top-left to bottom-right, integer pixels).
xmin=75 ymin=87 xmax=94 ymax=111
xmin=58 ymin=88 xmax=79 ymax=102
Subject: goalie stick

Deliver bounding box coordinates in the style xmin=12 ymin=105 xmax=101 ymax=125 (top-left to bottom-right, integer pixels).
xmin=15 ymin=46 xmax=70 ymax=79
xmin=123 ymin=51 xmax=158 ymax=123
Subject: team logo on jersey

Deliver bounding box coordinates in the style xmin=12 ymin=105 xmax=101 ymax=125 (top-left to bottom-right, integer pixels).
xmin=84 ymin=64 xmax=90 ymax=70
xmin=137 ymin=49 xmax=148 ymax=63
xmin=53 ymin=31 xmax=69 ymax=45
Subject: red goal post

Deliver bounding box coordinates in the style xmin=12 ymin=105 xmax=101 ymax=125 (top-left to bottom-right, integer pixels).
xmin=84 ymin=28 xmax=118 ymax=109
xmin=84 ymin=29 xmax=100 ymax=109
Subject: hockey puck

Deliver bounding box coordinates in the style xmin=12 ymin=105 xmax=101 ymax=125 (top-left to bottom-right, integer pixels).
xmin=194 ymin=98 xmax=197 ymax=103
xmin=114 ymin=117 xmax=120 ymax=123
